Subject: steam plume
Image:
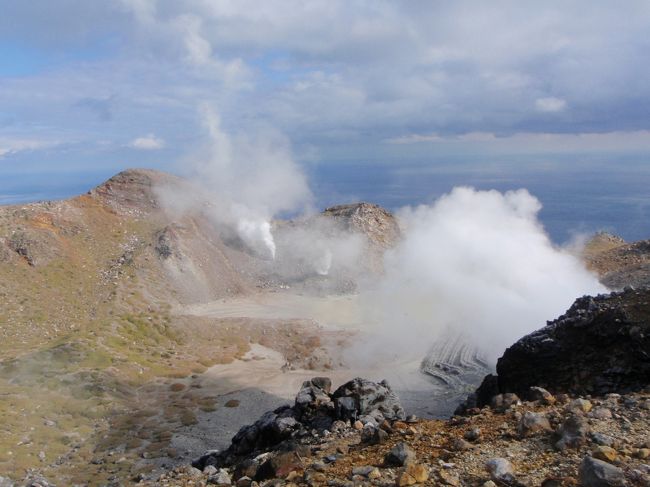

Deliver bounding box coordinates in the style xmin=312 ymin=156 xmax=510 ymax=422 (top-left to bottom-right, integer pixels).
xmin=361 ymin=187 xmax=606 ymax=363
xmin=187 ymin=105 xmax=312 ymax=258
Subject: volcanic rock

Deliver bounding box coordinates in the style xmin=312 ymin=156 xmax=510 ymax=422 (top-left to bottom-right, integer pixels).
xmin=518 ymin=411 xmax=552 ymax=437
xmin=193 ymin=377 xmax=404 ymax=472
xmin=555 ymin=414 xmax=590 ymax=450
xmin=528 ymin=386 xmax=556 ymax=405
xmin=579 ymin=456 xmax=627 ymax=487
xmin=89 ymin=168 xmax=183 ymax=215
xmin=398 ymin=463 xmax=429 ymax=485
xmin=322 ymin=202 xmax=400 ymax=251
xmin=384 ymin=442 xmax=416 ymax=467
xmin=585 ymin=233 xmax=650 ymax=289
xmin=486 ymin=458 xmax=516 ymax=484
xmin=473 ymin=288 xmax=650 ymax=407
xmin=332 ymin=377 xmax=406 ymax=422
xmin=592 ymin=446 xmax=618 ymax=463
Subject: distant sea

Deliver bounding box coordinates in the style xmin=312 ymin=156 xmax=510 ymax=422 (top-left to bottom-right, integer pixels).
xmin=309 ymin=156 xmax=650 ymax=244
xmin=1 ymin=156 xmax=649 ymax=244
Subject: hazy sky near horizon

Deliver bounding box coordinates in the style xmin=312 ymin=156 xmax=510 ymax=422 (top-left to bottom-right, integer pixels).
xmin=2 ymin=1 xmax=650 ymax=187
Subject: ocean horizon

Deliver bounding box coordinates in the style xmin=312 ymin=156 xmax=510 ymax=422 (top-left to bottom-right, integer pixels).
xmin=2 ymin=156 xmax=649 ymax=245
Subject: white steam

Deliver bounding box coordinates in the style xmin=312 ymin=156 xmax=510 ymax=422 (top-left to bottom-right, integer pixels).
xmin=237 ymin=218 xmax=276 ymax=260
xmin=187 ymin=105 xmax=312 ymax=258
xmin=314 ymin=248 xmax=333 ymax=276
xmin=362 ymin=187 xmax=606 ymax=363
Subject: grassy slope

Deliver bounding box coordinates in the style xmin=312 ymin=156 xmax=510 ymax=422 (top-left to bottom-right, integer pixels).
xmin=0 ymin=189 xmax=322 ymax=484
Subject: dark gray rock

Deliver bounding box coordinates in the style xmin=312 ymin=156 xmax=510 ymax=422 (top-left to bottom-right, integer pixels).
xmin=383 ymin=442 xmax=416 ymax=467
xmin=579 ymin=456 xmax=627 ymax=487
xmin=332 ymin=378 xmax=406 ymax=421
xmin=464 ymin=428 xmax=481 ymax=442
xmin=556 ymin=414 xmax=590 ymax=450
xmin=295 ymin=378 xmax=335 ymax=426
xmin=591 ymin=433 xmax=617 ymax=447
xmin=473 ymin=289 xmax=650 ymax=405
xmin=194 ymin=377 xmax=405 ymax=473
xmin=361 ymin=426 xmax=388 ymax=445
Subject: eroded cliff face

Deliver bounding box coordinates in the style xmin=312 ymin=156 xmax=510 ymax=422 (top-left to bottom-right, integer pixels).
xmin=472 ymin=288 xmax=650 ymax=408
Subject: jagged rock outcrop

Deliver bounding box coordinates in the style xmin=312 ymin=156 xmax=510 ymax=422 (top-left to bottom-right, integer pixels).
xmin=471 ymin=288 xmax=650 ymax=408
xmin=322 ymin=202 xmax=401 ymax=251
xmin=319 ymin=202 xmax=401 ymax=277
xmin=193 ymin=377 xmax=405 ymax=475
xmin=332 ymin=377 xmax=406 ymax=422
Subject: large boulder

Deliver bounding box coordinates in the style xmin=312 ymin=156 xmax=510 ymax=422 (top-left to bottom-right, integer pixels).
xmin=472 ymin=288 xmax=650 ymax=407
xmin=193 ymin=377 xmax=405 ymax=473
xmin=332 ymin=378 xmax=406 ymax=422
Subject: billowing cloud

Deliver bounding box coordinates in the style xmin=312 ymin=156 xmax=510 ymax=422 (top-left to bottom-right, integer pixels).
xmin=359 ymin=187 xmax=606 ymax=363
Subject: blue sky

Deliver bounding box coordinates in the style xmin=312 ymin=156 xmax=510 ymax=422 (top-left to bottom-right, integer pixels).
xmin=1 ymin=0 xmax=650 ymax=202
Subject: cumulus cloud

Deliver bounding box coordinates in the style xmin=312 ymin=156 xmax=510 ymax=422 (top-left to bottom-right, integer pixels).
xmin=535 ymin=97 xmax=567 ymax=113
xmin=359 ymin=187 xmax=606 ymax=363
xmin=129 ymin=134 xmax=165 ymax=150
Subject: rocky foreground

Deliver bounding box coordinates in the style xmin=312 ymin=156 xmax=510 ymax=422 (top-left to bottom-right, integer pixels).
xmin=144 ymin=288 xmax=650 ymax=487
xmin=148 ymin=378 xmax=649 ymax=487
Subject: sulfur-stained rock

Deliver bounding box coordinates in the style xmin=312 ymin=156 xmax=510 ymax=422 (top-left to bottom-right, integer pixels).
xmin=592 ymin=446 xmax=618 ymax=463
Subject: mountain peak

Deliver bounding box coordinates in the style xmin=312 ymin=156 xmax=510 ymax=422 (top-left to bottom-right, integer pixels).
xmin=88 ymin=168 xmax=183 ymax=215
